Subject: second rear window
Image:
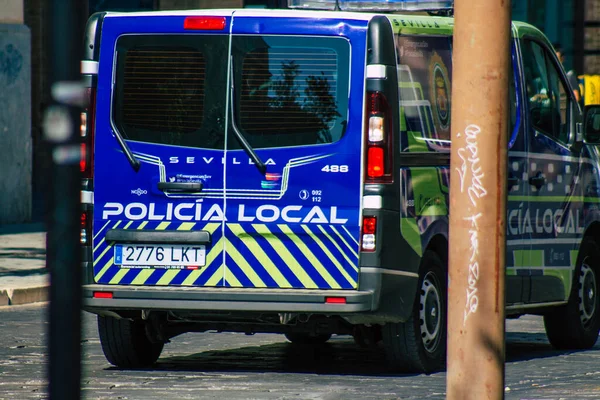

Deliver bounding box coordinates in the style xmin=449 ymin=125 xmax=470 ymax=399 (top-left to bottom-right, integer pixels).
xmin=231 ymin=35 xmax=350 ymax=149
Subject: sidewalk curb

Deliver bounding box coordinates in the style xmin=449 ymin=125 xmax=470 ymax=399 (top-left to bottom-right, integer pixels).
xmin=0 ymin=285 xmax=49 ymax=306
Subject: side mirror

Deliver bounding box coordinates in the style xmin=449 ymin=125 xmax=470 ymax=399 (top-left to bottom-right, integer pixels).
xmin=584 ymin=105 xmax=600 ymax=144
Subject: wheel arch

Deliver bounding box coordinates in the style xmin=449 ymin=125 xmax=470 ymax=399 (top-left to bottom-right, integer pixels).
xmin=424 ymin=233 xmax=448 ymax=269
xmin=583 ymin=221 xmax=600 ymax=249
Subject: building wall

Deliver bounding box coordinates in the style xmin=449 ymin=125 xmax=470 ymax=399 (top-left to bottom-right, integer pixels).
xmin=0 ymin=22 xmax=32 ymax=224
xmin=584 ymin=0 xmax=600 ymax=74
xmin=0 ymin=0 xmax=24 ymax=23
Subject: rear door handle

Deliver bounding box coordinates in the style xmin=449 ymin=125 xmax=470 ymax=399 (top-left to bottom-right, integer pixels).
xmin=528 ymin=173 xmax=546 ymax=190
xmin=157 ymin=181 xmax=203 ymax=193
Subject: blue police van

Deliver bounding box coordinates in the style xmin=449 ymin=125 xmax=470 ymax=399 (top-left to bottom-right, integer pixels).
xmin=80 ymin=0 xmax=600 ymax=373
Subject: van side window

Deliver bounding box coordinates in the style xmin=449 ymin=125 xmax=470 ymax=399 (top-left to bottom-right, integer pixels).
xmin=521 ymin=39 xmax=570 ymax=144
xmin=395 ymin=35 xmax=453 ymax=153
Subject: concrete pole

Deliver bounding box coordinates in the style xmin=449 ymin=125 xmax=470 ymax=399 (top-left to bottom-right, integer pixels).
xmin=447 ymin=1 xmax=511 ymax=399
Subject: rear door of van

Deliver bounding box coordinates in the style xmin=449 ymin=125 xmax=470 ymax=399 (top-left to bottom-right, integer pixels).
xmin=93 ymin=12 xmax=233 ymax=287
xmin=93 ymin=11 xmax=367 ymax=291
xmin=222 ymin=11 xmax=367 ymax=289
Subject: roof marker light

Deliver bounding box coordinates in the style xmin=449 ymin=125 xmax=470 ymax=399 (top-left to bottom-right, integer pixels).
xmin=184 ymin=16 xmax=226 ymax=31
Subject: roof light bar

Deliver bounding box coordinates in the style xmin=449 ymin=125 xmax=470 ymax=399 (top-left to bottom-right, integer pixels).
xmin=287 ymin=0 xmax=338 ymax=9
xmin=341 ymin=0 xmax=453 ymax=11
xmin=287 ymin=0 xmax=453 ymax=11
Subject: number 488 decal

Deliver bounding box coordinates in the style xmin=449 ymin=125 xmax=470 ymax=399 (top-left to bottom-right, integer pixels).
xmin=321 ymin=165 xmax=349 ymax=173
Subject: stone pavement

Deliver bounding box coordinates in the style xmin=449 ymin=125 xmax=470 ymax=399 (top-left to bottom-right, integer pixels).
xmin=0 ymin=223 xmax=47 ymax=306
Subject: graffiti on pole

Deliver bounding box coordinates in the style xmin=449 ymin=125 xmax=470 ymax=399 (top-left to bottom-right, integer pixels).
xmin=455 ymin=124 xmax=487 ymax=325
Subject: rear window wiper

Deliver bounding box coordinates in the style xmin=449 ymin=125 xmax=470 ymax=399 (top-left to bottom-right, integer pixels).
xmin=113 ymin=129 xmax=141 ymax=172
xmin=229 ymin=58 xmax=266 ymax=175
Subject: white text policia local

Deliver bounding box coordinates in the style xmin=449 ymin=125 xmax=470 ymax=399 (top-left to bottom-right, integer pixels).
xmin=102 ymin=203 xmax=348 ymax=224
xmin=507 ymin=206 xmax=584 ymax=236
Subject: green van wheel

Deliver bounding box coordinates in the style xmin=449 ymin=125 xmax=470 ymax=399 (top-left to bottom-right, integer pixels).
xmin=382 ymin=250 xmax=447 ymax=373
xmin=544 ymin=238 xmax=600 ymax=350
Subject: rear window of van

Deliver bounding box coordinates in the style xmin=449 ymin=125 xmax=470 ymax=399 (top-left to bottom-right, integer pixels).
xmin=231 ymin=35 xmax=350 ymax=149
xmin=113 ymin=35 xmax=229 ymax=149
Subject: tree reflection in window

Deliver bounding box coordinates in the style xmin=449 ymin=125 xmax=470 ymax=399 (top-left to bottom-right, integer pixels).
xmin=240 ymin=48 xmax=342 ymax=147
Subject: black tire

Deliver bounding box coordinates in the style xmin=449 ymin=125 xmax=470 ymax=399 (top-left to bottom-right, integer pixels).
xmin=382 ymin=250 xmax=447 ymax=373
xmin=97 ymin=315 xmax=164 ymax=368
xmin=284 ymin=332 xmax=332 ymax=345
xmin=544 ymin=238 xmax=600 ymax=350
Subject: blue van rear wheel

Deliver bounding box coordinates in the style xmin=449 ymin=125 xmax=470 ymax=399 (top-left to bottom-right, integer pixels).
xmin=97 ymin=315 xmax=164 ymax=368
xmin=284 ymin=332 xmax=332 ymax=345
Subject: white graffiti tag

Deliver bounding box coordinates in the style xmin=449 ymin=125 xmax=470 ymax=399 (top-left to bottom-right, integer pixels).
xmin=464 ymin=213 xmax=481 ymax=324
xmin=456 ymin=124 xmax=487 ymax=206
xmin=456 ymin=124 xmax=487 ymax=325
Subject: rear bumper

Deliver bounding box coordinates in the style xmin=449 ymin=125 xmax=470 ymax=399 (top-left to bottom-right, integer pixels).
xmin=83 ymin=285 xmax=375 ymax=313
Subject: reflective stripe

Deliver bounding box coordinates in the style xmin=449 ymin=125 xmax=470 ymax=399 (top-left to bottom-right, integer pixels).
xmin=363 ymin=195 xmax=382 ymax=209
xmin=366 ymin=64 xmax=386 ymax=79
xmin=228 ymin=224 xmax=291 ymax=288
xmin=80 ymin=60 xmax=98 ymax=74
xmin=278 ymin=224 xmax=339 ymax=289
xmin=81 ymin=190 xmax=93 ymax=204
xmin=253 ymin=224 xmax=317 ymax=288
xmin=301 ymin=225 xmax=356 ymax=286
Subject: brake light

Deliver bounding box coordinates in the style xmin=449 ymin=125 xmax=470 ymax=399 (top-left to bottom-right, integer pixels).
xmin=365 ymin=91 xmax=393 ymax=183
xmin=184 ymin=16 xmax=226 ymax=30
xmin=81 ymin=87 xmax=96 ymax=179
xmin=361 ymin=216 xmax=377 ymax=251
xmin=325 ymin=297 xmax=347 ymax=304
xmin=93 ymin=291 xmax=113 ymax=299
xmin=367 ymin=147 xmax=384 ymax=177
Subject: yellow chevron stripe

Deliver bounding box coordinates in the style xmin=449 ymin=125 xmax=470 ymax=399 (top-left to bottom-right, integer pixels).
xmin=227 ymin=224 xmax=291 ymax=288
xmin=317 ymin=225 xmax=359 ymax=271
xmin=95 ymin=257 xmax=114 ymax=281
xmin=93 ymin=220 xmax=112 ymax=240
xmin=278 ymin=224 xmax=340 ymax=289
xmin=156 ymin=221 xmax=170 ymax=230
xmin=224 ymin=238 xmax=266 ymax=287
xmin=203 ymin=223 xmax=221 ymax=234
xmin=182 ymin=235 xmax=224 ymax=286
xmin=109 ymin=267 xmax=128 ymax=284
xmin=301 ymin=225 xmax=356 ymax=287
xmin=93 ymin=220 xmax=121 ymax=252
xmin=252 ymin=224 xmax=317 ymax=288
xmin=177 ymin=222 xmax=196 ymax=231
xmin=157 ymin=269 xmax=180 ymax=285
xmin=131 ymin=268 xmax=154 ymax=285
xmin=224 ymin=270 xmax=242 ymax=287
xmin=137 ymin=221 xmax=149 ymax=229
xmin=330 ymin=225 xmax=359 ymax=258
xmin=93 ymin=221 xmax=125 ymax=265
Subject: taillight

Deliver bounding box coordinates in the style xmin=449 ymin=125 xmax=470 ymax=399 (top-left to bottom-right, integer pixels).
xmin=184 ymin=16 xmax=226 ymax=30
xmin=81 ymin=87 xmax=96 ymax=179
xmin=361 ymin=216 xmax=377 ymax=252
xmin=81 ymin=210 xmax=92 ymax=245
xmin=365 ymin=91 xmax=393 ymax=183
